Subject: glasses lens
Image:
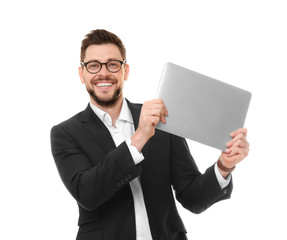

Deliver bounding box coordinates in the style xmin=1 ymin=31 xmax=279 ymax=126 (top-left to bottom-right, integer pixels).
xmin=107 ymin=61 xmax=122 ymax=72
xmin=86 ymin=62 xmax=101 ymax=73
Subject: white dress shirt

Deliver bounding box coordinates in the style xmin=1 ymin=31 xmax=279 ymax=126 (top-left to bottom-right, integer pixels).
xmin=90 ymin=98 xmax=230 ymax=240
xmin=90 ymin=99 xmax=152 ymax=240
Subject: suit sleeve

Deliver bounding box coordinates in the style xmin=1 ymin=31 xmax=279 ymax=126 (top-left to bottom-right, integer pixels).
xmin=170 ymin=135 xmax=233 ymax=214
xmin=50 ymin=124 xmax=142 ymax=211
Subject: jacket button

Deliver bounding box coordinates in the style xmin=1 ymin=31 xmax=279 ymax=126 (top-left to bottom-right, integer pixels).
xmin=117 ymin=182 xmax=121 ymax=187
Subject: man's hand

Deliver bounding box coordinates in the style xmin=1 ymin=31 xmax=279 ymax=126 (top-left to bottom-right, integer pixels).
xmin=219 ymin=128 xmax=249 ymax=177
xmin=131 ymin=99 xmax=168 ymax=152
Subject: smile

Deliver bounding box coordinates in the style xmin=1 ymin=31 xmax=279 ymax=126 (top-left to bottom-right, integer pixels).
xmin=95 ymin=82 xmax=114 ymax=87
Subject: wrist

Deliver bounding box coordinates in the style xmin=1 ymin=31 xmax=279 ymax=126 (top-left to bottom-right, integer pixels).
xmin=131 ymin=129 xmax=150 ymax=152
xmin=217 ymin=158 xmax=235 ymax=179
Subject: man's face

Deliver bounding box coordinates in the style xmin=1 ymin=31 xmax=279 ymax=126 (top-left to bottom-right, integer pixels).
xmin=79 ymin=44 xmax=129 ymax=108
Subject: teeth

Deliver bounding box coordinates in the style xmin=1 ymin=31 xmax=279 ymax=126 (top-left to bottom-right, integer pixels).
xmin=96 ymin=83 xmax=113 ymax=87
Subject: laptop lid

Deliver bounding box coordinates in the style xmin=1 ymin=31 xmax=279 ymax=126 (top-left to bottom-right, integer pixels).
xmin=155 ymin=62 xmax=252 ymax=151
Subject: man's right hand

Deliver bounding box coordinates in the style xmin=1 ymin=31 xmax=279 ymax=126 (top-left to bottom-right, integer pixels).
xmin=131 ymin=99 xmax=168 ymax=152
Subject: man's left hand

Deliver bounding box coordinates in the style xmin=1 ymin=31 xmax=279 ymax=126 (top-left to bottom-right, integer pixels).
xmin=219 ymin=128 xmax=249 ymax=170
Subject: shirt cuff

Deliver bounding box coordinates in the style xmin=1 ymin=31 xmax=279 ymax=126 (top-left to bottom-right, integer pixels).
xmin=125 ymin=138 xmax=145 ymax=165
xmin=214 ymin=163 xmax=231 ymax=190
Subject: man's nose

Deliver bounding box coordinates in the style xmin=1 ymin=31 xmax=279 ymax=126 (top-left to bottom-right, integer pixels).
xmin=98 ymin=63 xmax=110 ymax=75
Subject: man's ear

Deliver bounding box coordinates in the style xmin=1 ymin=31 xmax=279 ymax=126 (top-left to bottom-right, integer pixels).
xmin=79 ymin=66 xmax=85 ymax=84
xmin=124 ymin=63 xmax=130 ymax=81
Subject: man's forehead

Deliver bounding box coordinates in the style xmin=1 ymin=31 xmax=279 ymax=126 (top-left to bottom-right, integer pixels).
xmin=84 ymin=44 xmax=122 ymax=62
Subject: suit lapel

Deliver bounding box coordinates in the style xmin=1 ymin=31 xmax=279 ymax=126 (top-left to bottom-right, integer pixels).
xmin=81 ymin=101 xmax=152 ymax=199
xmin=80 ymin=100 xmax=150 ymax=158
xmin=126 ymin=99 xmax=150 ymax=157
xmin=126 ymin=99 xmax=140 ymax=129
xmin=126 ymin=100 xmax=151 ymax=187
xmin=80 ymin=104 xmax=116 ymax=154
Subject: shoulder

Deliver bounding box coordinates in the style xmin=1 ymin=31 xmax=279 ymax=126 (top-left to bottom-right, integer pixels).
xmin=125 ymin=99 xmax=142 ymax=117
xmin=54 ymin=111 xmax=84 ymax=128
xmin=51 ymin=104 xmax=91 ymax=132
xmin=125 ymin=99 xmax=142 ymax=109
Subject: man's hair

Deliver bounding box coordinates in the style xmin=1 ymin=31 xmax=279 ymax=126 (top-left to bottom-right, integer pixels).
xmin=80 ymin=29 xmax=126 ymax=62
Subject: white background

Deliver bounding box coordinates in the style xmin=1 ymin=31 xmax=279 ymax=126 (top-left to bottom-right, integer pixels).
xmin=1 ymin=0 xmax=286 ymax=239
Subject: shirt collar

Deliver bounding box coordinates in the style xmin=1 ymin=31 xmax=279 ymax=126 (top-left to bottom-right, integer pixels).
xmin=89 ymin=98 xmax=134 ymax=125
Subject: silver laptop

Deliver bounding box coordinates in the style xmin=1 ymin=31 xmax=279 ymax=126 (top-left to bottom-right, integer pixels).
xmin=155 ymin=62 xmax=252 ymax=151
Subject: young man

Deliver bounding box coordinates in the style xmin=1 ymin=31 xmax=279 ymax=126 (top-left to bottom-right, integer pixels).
xmin=50 ymin=29 xmax=249 ymax=240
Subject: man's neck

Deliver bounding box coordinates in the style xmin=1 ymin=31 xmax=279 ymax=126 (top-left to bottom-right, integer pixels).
xmin=91 ymin=97 xmax=123 ymax=127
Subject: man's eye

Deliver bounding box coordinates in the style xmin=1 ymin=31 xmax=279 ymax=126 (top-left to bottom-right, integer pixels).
xmin=88 ymin=63 xmax=100 ymax=69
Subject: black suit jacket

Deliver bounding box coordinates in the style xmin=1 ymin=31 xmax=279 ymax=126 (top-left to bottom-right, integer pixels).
xmin=50 ymin=100 xmax=233 ymax=240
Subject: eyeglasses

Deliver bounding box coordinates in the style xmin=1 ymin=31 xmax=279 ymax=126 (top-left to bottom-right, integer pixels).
xmin=81 ymin=59 xmax=127 ymax=74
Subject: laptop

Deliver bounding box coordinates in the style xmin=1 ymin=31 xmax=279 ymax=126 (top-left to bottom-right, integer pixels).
xmin=155 ymin=62 xmax=252 ymax=151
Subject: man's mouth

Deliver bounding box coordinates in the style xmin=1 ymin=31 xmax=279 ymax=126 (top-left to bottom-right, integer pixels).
xmin=95 ymin=82 xmax=114 ymax=87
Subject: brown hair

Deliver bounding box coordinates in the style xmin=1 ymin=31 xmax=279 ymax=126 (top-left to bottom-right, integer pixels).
xmin=80 ymin=29 xmax=126 ymax=62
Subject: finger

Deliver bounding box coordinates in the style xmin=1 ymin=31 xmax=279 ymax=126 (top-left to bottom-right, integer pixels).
xmin=150 ymin=115 xmax=160 ymax=127
xmin=145 ymin=99 xmax=164 ymax=106
xmin=160 ymin=113 xmax=166 ymax=124
xmin=232 ymin=138 xmax=249 ymax=149
xmin=155 ymin=99 xmax=168 ymax=123
xmin=226 ymin=131 xmax=248 ymax=146
xmin=147 ymin=101 xmax=168 ymax=123
xmin=160 ymin=99 xmax=168 ymax=116
xmin=226 ymin=134 xmax=248 ymax=148
xmin=226 ymin=146 xmax=249 ymax=160
xmin=142 ymin=102 xmax=162 ymax=111
xmin=226 ymin=144 xmax=249 ymax=158
xmin=144 ymin=108 xmax=162 ymax=119
xmin=230 ymin=128 xmax=247 ymax=138
xmin=228 ymin=150 xmax=249 ymax=164
xmin=142 ymin=114 xmax=160 ymax=126
xmin=147 ymin=99 xmax=168 ymax=115
xmin=143 ymin=103 xmax=165 ymax=113
xmin=223 ymin=154 xmax=242 ymax=164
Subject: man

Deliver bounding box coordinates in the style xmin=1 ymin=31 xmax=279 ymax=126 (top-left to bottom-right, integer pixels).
xmin=50 ymin=29 xmax=249 ymax=240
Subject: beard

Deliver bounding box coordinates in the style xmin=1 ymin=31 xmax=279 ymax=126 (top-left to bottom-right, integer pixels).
xmin=86 ymin=76 xmax=123 ymax=108
xmin=87 ymin=87 xmax=122 ymax=108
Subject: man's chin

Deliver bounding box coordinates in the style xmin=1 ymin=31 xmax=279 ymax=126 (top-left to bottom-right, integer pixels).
xmin=88 ymin=89 xmax=122 ymax=108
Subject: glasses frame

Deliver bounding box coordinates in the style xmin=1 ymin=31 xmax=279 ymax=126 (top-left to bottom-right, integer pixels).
xmin=81 ymin=59 xmax=127 ymax=74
